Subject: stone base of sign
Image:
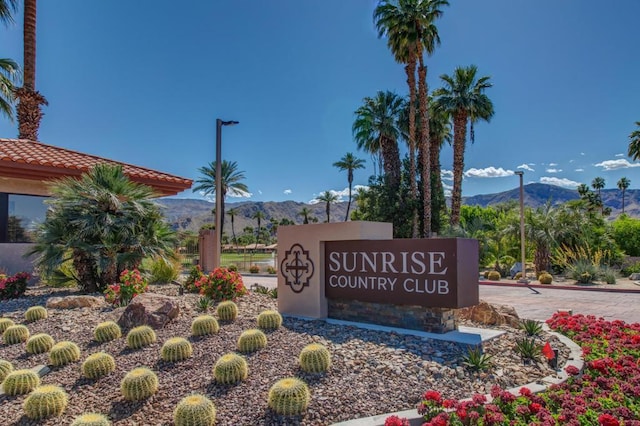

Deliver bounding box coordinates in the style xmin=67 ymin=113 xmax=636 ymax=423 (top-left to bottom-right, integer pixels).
xmin=328 ymin=298 xmax=456 ymax=333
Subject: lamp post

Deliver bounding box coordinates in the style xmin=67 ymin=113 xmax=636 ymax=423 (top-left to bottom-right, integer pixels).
xmin=515 ymin=171 xmax=528 ymax=284
xmin=215 ymin=119 xmax=239 ymax=269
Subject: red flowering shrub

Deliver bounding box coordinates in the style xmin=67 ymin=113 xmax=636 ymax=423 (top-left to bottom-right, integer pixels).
xmin=384 ymin=415 xmax=409 ymax=426
xmin=104 ymin=269 xmax=147 ymax=306
xmin=195 ymin=267 xmax=247 ymax=301
xmin=0 ymin=271 xmax=30 ymax=300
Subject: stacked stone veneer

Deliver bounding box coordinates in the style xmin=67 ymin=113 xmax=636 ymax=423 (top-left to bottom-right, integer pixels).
xmin=328 ymin=298 xmax=456 ymax=333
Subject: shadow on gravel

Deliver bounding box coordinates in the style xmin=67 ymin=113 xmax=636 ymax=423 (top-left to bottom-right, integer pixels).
xmin=108 ymin=399 xmax=146 ymax=422
xmin=204 ymin=381 xmax=237 ymax=398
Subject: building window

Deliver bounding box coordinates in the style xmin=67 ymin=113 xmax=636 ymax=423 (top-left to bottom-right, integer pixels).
xmin=0 ymin=194 xmax=49 ymax=243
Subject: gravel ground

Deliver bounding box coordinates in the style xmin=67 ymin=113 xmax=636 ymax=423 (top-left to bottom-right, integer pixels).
xmin=0 ymin=285 xmax=568 ymax=426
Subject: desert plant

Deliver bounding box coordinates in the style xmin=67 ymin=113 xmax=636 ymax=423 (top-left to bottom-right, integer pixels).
xmin=520 ymin=319 xmax=543 ymax=336
xmin=0 ymin=317 xmax=15 ymax=333
xmin=24 ymin=305 xmax=48 ymax=322
xmin=26 ymin=333 xmax=55 ymax=354
xmin=212 ymin=353 xmax=248 ymax=385
xmin=23 ymin=384 xmax=68 ymax=420
xmin=146 ymin=256 xmax=180 ymax=284
xmin=196 ymin=267 xmax=247 ymax=301
xmin=461 ymin=346 xmax=493 ymax=371
xmin=174 ymin=394 xmax=216 ymax=426
xmin=49 ymin=341 xmax=81 ymax=366
xmin=237 ymin=329 xmax=267 ymax=353
xmin=196 ymin=296 xmax=213 ymax=312
xmin=183 ymin=265 xmax=204 ymax=293
xmin=120 ymin=367 xmax=159 ymax=401
xmin=267 ymin=377 xmax=311 ymax=416
xmin=191 ymin=315 xmax=219 ymax=337
xmin=161 ymin=337 xmax=193 ymax=362
xmin=299 ymin=343 xmax=331 ymax=373
xmin=514 ymin=271 xmax=523 ymax=280
xmin=266 ymin=266 xmax=277 ymax=274
xmin=0 ymin=271 xmax=30 ymax=300
xmin=257 ymin=310 xmax=283 ymax=330
xmin=71 ymin=413 xmax=112 ymax=426
xmin=227 ymin=264 xmax=238 ymax=272
xmin=82 ymin=352 xmax=116 ymax=379
xmin=93 ymin=321 xmax=122 ymax=343
xmin=249 ymin=265 xmax=260 ymax=273
xmin=622 ymin=261 xmax=640 ymax=277
xmin=600 ymin=266 xmax=617 ymax=284
xmin=486 ymin=270 xmax=501 ymax=281
xmin=217 ymin=300 xmax=238 ymax=321
xmin=0 ymin=359 xmax=14 ymax=382
xmin=104 ymin=268 xmax=148 ymax=306
xmin=515 ymin=337 xmax=540 ymax=361
xmin=568 ymin=259 xmax=599 ymax=283
xmin=268 ymin=288 xmax=278 ymax=298
xmin=2 ymin=368 xmax=40 ymax=395
xmin=126 ymin=325 xmax=157 ymax=349
xmin=538 ymin=273 xmax=553 ymax=284
xmin=3 ymin=324 xmax=30 ymax=344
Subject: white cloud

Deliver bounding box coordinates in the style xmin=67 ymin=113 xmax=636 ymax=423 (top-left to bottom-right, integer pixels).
xmin=528 ymin=163 xmax=535 ymax=166
xmin=464 ymin=166 xmax=513 ymax=178
xmin=442 ymin=182 xmax=453 ymax=197
xmin=545 ymin=168 xmax=563 ymax=173
xmin=569 ymin=159 xmax=574 ymax=163
xmin=517 ymin=164 xmax=535 ymax=172
xmin=575 ymin=168 xmax=584 ymax=172
xmin=595 ymin=159 xmax=640 ymax=171
xmin=548 ymin=162 xmax=558 ymax=167
xmin=198 ymin=189 xmax=252 ymax=201
xmin=283 ymin=189 xmax=292 ymax=195
xmin=441 ymin=169 xmax=453 ymax=181
xmin=308 ymin=185 xmax=369 ymax=204
xmin=580 ymin=152 xmax=586 ymax=156
xmin=615 ymin=153 xmax=624 ymax=157
xmin=540 ymin=177 xmax=581 ymax=188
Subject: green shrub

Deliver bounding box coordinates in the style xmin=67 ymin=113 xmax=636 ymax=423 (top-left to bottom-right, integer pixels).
xmin=3 ymin=324 xmax=29 ymax=344
xmin=299 ymin=343 xmax=331 ymax=373
xmin=196 ymin=296 xmax=213 ymax=312
xmin=120 ymin=367 xmax=158 ymax=401
xmin=25 ymin=306 xmax=48 ymax=322
xmin=237 ymin=329 xmax=267 ymax=353
xmin=26 ymin=333 xmax=55 ymax=354
xmin=487 ymin=270 xmax=501 ymax=281
xmin=217 ymin=301 xmax=238 ymax=321
xmin=621 ymin=261 xmax=640 ymax=277
xmin=174 ymin=394 xmax=216 ymax=426
xmin=49 ymin=341 xmax=81 ymax=366
xmin=93 ymin=321 xmax=122 ymax=343
xmin=126 ymin=325 xmax=157 ymax=349
xmin=482 ymin=270 xmax=490 ymax=279
xmin=266 ymin=266 xmax=277 ymax=274
xmin=183 ymin=265 xmax=204 ymax=293
xmin=249 ymin=265 xmax=260 ymax=273
xmin=0 ymin=271 xmax=30 ymax=300
xmin=520 ymin=319 xmax=543 ymax=336
xmin=147 ymin=256 xmax=180 ymax=284
xmin=461 ymin=346 xmax=493 ymax=371
xmin=71 ymin=413 xmax=112 ymax=426
xmin=23 ymin=384 xmax=68 ymax=420
xmin=41 ymin=261 xmax=78 ymax=288
xmin=212 ymin=353 xmax=248 ymax=385
xmin=0 ymin=317 xmax=15 ymax=333
xmin=515 ymin=338 xmax=540 ymax=361
xmin=568 ymin=259 xmax=599 ymax=283
xmin=0 ymin=359 xmax=14 ymax=382
xmin=2 ymin=368 xmax=40 ymax=395
xmin=538 ymin=273 xmax=553 ymax=284
xmin=197 ymin=267 xmax=247 ymax=301
xmin=191 ymin=315 xmax=219 ymax=336
xmin=161 ymin=337 xmax=193 ymax=362
xmin=257 ymin=310 xmax=282 ymax=330
xmin=227 ymin=264 xmax=238 ymax=272
xmin=600 ymin=266 xmax=617 ymax=284
xmin=267 ymin=377 xmax=310 ymax=416
xmin=82 ymin=352 xmax=116 ymax=379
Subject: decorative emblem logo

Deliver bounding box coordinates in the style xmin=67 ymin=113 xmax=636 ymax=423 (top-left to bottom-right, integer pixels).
xmin=280 ymin=243 xmax=314 ymax=293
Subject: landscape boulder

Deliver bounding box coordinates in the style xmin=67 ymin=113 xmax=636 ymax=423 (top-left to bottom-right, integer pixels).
xmin=456 ymin=300 xmax=520 ymax=328
xmin=117 ymin=293 xmax=180 ymax=329
xmin=46 ymin=295 xmax=105 ymax=309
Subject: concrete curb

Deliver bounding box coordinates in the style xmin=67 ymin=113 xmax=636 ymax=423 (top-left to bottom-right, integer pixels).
xmin=331 ymin=325 xmax=584 ymax=426
xmin=480 ymin=280 xmax=640 ymax=293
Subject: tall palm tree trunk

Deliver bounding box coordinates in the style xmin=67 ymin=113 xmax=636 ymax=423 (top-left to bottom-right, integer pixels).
xmin=325 ymin=202 xmax=331 ymax=223
xmin=406 ymin=55 xmax=419 ymax=238
xmin=345 ymin=171 xmax=353 ymax=221
xmin=622 ymin=189 xmax=626 ymax=213
xmin=231 ymin=216 xmax=236 ymax=245
xmin=418 ymin=60 xmax=431 ymax=237
xmin=534 ymin=244 xmax=550 ymax=276
xmin=430 ymin=137 xmax=445 ymax=234
xmin=16 ymin=0 xmax=47 ymax=141
xmin=380 ymin=135 xmax=401 ymax=190
xmin=450 ymin=109 xmax=468 ymax=227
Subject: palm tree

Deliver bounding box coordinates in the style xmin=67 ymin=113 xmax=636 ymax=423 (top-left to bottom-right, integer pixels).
xmin=0 ymin=0 xmax=17 ymax=24
xmin=617 ymin=177 xmax=631 ymax=213
xmin=316 ymin=191 xmax=339 ymax=223
xmin=627 ymin=122 xmax=640 ymax=160
xmin=27 ymin=164 xmax=176 ymax=293
xmin=0 ymin=58 xmax=19 ymax=122
xmin=298 ymin=207 xmax=312 ymax=224
xmin=15 ymin=0 xmax=48 ymax=140
xmin=577 ymin=183 xmax=590 ymax=197
xmin=353 ymin=91 xmax=404 ymax=190
xmin=591 ymin=177 xmax=605 ymax=197
xmin=252 ymin=210 xmax=265 ymax=246
xmin=434 ymin=65 xmax=494 ymax=226
xmin=227 ymin=208 xmax=239 ymax=246
xmin=428 ymin=98 xmax=451 ymax=234
xmin=193 ymin=160 xmax=248 ymax=238
xmin=333 ymin=152 xmax=365 ymax=221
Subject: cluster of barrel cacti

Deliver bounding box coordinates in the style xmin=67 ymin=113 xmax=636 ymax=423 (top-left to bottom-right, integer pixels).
xmin=120 ymin=367 xmax=159 ymax=401
xmin=49 ymin=341 xmax=81 ymax=367
xmin=173 ymin=394 xmax=216 ymax=426
xmin=26 ymin=333 xmax=55 ymax=355
xmin=216 ymin=301 xmax=238 ymax=321
xmin=82 ymin=352 xmax=116 ymax=379
xmin=126 ymin=325 xmax=157 ymax=349
xmin=93 ymin=321 xmax=122 ymax=343
xmin=23 ymin=384 xmax=69 ymax=420
xmin=161 ymin=337 xmax=193 ymax=362
xmin=191 ymin=315 xmax=219 ymax=336
xmin=256 ymin=310 xmax=282 ymax=330
xmin=237 ymin=329 xmax=267 ymax=353
xmin=24 ymin=306 xmax=48 ymax=322
xmin=213 ymin=353 xmax=248 ymax=384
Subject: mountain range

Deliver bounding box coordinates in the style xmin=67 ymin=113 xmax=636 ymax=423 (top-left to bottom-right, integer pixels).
xmin=158 ymin=183 xmax=639 ymax=233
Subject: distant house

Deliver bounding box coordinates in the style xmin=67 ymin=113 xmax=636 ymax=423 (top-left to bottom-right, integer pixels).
xmin=0 ymin=138 xmax=193 ymax=273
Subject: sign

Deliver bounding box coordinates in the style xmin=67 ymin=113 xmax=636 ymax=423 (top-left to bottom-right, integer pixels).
xmin=280 ymin=243 xmax=314 ymax=293
xmin=324 ymin=238 xmax=478 ymax=308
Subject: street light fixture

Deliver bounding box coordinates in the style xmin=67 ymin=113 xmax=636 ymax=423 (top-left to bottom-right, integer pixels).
xmin=514 ymin=171 xmax=528 ymax=284
xmin=215 ymin=119 xmax=239 ymax=269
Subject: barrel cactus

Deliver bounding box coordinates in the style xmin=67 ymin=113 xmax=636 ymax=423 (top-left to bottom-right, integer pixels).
xmin=161 ymin=337 xmax=193 ymax=362
xmin=539 ymin=273 xmax=553 ymax=284
xmin=120 ymin=367 xmax=159 ymax=401
xmin=237 ymin=329 xmax=267 ymax=353
xmin=23 ymin=384 xmax=68 ymax=420
xmin=126 ymin=325 xmax=157 ymax=349
xmin=487 ymin=270 xmax=501 ymax=281
xmin=93 ymin=321 xmax=122 ymax=343
xmin=49 ymin=341 xmax=81 ymax=367
xmin=0 ymin=317 xmax=15 ymax=333
xmin=3 ymin=324 xmax=29 ymax=344
xmin=212 ymin=353 xmax=248 ymax=385
xmin=2 ymin=368 xmax=40 ymax=395
xmin=257 ymin=310 xmax=283 ymax=330
xmin=299 ymin=343 xmax=331 ymax=373
xmin=216 ymin=301 xmax=238 ymax=321
xmin=173 ymin=394 xmax=216 ymax=426
xmin=71 ymin=413 xmax=112 ymax=426
xmin=24 ymin=306 xmax=48 ymax=323
xmin=191 ymin=315 xmax=219 ymax=336
xmin=267 ymin=377 xmax=311 ymax=416
xmin=0 ymin=359 xmax=13 ymax=382
xmin=26 ymin=333 xmax=55 ymax=355
xmin=82 ymin=352 xmax=116 ymax=380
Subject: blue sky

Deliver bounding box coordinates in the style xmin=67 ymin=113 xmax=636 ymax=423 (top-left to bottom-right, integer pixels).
xmin=1 ymin=0 xmax=639 ymax=203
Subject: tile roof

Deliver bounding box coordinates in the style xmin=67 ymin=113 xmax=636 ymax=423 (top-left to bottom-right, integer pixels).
xmin=0 ymin=138 xmax=192 ymax=196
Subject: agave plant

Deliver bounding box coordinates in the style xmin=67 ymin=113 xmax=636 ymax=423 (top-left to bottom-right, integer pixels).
xmin=461 ymin=346 xmax=493 ymax=371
